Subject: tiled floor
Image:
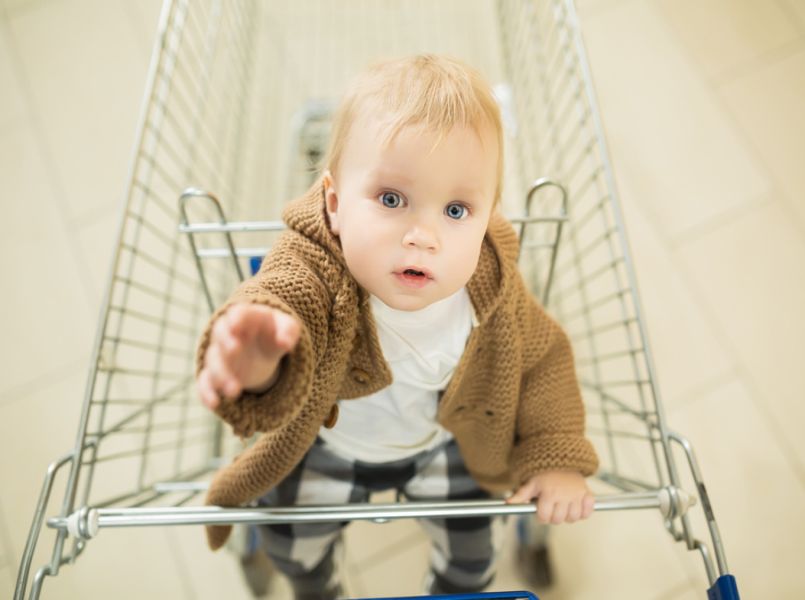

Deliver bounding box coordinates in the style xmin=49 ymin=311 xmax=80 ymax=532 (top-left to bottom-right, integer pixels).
xmin=2 ymin=0 xmax=805 ymax=598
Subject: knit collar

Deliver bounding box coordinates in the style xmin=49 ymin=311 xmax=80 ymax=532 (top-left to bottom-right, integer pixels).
xmin=282 ymin=179 xmax=518 ymax=326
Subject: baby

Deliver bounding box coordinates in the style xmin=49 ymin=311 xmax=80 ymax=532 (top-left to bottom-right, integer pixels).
xmin=196 ymin=54 xmax=598 ymax=598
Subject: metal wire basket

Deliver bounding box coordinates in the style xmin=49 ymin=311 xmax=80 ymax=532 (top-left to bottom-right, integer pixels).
xmin=15 ymin=1 xmax=739 ymax=599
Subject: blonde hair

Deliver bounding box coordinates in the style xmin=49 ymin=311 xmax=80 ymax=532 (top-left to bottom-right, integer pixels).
xmin=324 ymin=54 xmax=504 ymax=204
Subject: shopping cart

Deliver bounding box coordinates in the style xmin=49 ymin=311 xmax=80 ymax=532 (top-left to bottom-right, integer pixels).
xmin=15 ymin=1 xmax=740 ymax=599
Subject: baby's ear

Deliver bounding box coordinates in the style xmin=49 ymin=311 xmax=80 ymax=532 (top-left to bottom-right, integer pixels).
xmin=322 ymin=170 xmax=340 ymax=235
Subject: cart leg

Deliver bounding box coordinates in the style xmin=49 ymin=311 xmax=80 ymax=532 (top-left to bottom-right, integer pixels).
xmin=515 ymin=516 xmax=553 ymax=588
xmin=707 ymin=574 xmax=740 ymax=600
xmin=228 ymin=523 xmax=275 ymax=598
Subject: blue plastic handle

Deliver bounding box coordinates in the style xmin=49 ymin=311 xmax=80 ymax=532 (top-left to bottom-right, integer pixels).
xmin=353 ymin=592 xmax=538 ymax=600
xmin=707 ymin=574 xmax=740 ymax=600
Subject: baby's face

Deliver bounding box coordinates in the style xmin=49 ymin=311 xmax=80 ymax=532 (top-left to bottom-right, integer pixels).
xmin=324 ymin=117 xmax=498 ymax=311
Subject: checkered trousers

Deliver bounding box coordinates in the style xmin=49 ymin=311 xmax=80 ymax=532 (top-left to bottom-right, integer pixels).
xmin=256 ymin=437 xmax=504 ymax=595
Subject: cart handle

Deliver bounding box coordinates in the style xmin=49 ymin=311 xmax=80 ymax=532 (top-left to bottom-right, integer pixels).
xmin=51 ymin=487 xmax=694 ymax=540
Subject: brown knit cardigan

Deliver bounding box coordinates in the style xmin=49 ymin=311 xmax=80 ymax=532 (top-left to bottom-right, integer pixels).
xmin=197 ymin=181 xmax=598 ymax=550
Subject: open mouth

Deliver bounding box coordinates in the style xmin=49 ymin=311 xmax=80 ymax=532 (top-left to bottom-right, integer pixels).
xmin=395 ymin=266 xmax=433 ymax=288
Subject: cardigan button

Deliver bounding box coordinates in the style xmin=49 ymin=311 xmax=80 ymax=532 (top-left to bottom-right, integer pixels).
xmin=323 ymin=404 xmax=339 ymax=429
xmin=350 ymin=367 xmax=370 ymax=384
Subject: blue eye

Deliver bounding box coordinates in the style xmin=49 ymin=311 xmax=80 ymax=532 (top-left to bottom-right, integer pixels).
xmin=380 ymin=191 xmax=402 ymax=208
xmin=445 ymin=203 xmax=468 ymax=220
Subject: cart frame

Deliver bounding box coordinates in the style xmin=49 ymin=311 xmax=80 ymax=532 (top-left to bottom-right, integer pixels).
xmin=16 ymin=1 xmax=739 ymax=598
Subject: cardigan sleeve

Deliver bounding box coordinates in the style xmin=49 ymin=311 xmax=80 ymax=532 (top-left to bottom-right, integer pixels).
xmin=509 ymin=282 xmax=599 ymax=483
xmin=195 ymin=232 xmax=332 ymax=438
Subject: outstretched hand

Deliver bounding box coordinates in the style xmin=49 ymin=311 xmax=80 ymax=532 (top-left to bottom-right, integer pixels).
xmin=507 ymin=470 xmax=594 ymax=524
xmin=197 ymin=303 xmax=300 ymax=410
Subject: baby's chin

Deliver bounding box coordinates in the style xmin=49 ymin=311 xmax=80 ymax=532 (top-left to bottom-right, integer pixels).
xmin=372 ymin=288 xmax=460 ymax=312
xmin=379 ymin=296 xmax=433 ymax=312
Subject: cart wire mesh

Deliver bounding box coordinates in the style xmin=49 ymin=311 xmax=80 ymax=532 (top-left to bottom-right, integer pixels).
xmin=16 ymin=1 xmax=739 ymax=599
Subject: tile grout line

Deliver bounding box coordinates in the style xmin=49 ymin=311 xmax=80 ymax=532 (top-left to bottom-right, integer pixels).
xmin=118 ymin=0 xmax=158 ymax=59
xmin=1 ymin=0 xmax=56 ymax=20
xmin=668 ymin=242 xmax=805 ymax=489
xmin=776 ymin=0 xmax=805 ymax=36
xmin=647 ymin=0 xmax=805 ymax=240
xmin=0 ymin=501 xmax=14 ymax=569
xmin=708 ymin=39 xmax=805 ymax=89
xmin=162 ymin=529 xmax=199 ymax=600
xmin=0 ymin=356 xmax=88 ymax=407
xmin=709 ymin=82 xmax=805 ymax=241
xmin=664 ymin=367 xmax=743 ymax=415
xmin=651 ymin=0 xmax=805 ymax=91
xmin=2 ymin=13 xmax=105 ymax=322
xmin=622 ymin=4 xmax=805 ymax=488
xmin=576 ymin=0 xmax=639 ymax=21
xmin=654 ymin=578 xmax=699 ymax=600
xmin=625 ymin=137 xmax=805 ymax=487
xmin=666 ymin=192 xmax=774 ymax=250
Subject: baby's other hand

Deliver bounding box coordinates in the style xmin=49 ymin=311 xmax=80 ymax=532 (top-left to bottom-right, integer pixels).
xmin=197 ymin=303 xmax=300 ymax=411
xmin=507 ymin=471 xmax=594 ymax=525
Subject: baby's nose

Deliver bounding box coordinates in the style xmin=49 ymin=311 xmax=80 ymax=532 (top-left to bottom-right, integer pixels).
xmin=402 ymin=225 xmax=439 ymax=251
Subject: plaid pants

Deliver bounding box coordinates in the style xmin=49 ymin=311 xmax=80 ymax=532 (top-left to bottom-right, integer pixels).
xmin=257 ymin=437 xmax=503 ymax=595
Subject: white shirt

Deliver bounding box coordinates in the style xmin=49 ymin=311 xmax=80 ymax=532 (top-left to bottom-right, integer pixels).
xmin=317 ymin=287 xmax=476 ymax=462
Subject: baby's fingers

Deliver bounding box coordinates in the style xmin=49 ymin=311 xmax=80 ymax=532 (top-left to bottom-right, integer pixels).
xmin=582 ymin=493 xmax=595 ymax=519
xmin=566 ymin=499 xmax=582 ymax=523
xmin=561 ymin=494 xmax=595 ymax=523
xmin=535 ymin=495 xmax=554 ymax=525
xmin=205 ymin=342 xmax=242 ymax=399
xmin=270 ymin=311 xmax=301 ymax=351
xmin=549 ymin=500 xmax=569 ymax=525
xmin=197 ymin=369 xmax=219 ymax=410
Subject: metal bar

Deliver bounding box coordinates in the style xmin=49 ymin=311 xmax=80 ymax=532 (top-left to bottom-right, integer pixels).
xmin=576 ymin=346 xmax=644 ymax=365
xmin=563 ymin=0 xmax=683 ymax=513
xmin=177 ymin=213 xmax=568 ymax=235
xmin=106 ymin=306 xmax=196 ymax=335
xmin=102 ymin=336 xmax=188 ymax=359
xmin=669 ymin=432 xmax=730 ymax=577
xmin=49 ymin=490 xmax=692 ymax=538
xmin=14 ymin=452 xmax=75 ymax=600
xmin=83 ymin=433 xmax=210 ymax=466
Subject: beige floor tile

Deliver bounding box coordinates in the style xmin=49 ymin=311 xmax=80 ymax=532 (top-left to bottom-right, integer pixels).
xmin=655 ymin=584 xmax=703 ymax=600
xmin=7 ymin=0 xmax=150 ymax=223
xmin=1 ymin=0 xmax=49 ymax=16
xmin=164 ymin=526 xmax=262 ymax=600
xmin=655 ymin=0 xmax=801 ymax=82
xmin=2 ymin=373 xmax=218 ymax=599
xmin=669 ymin=378 xmax=805 ymax=598
xmin=615 ymin=180 xmax=735 ymax=409
xmin=0 ymin=20 xmax=26 ymax=131
xmin=575 ymin=0 xmax=632 ymax=19
xmin=0 ymin=373 xmax=85 ymax=560
xmin=74 ymin=207 xmax=122 ymax=309
xmin=349 ymin=531 xmax=430 ymax=596
xmin=344 ymin=516 xmax=426 ymax=572
xmin=41 ymin=529 xmax=189 ymax=599
xmin=718 ymin=46 xmax=805 ymax=231
xmin=0 ymin=126 xmax=95 ymax=393
xmin=530 ymin=510 xmax=694 ymax=599
xmin=486 ymin=518 xmax=532 ymax=593
xmin=580 ymin=1 xmax=771 ymax=241
xmin=120 ymin=0 xmax=163 ymax=57
xmin=0 ymin=564 xmax=14 ymax=600
xmin=780 ymin=0 xmax=805 ymax=32
xmin=0 ymin=124 xmax=61 ymax=246
xmin=675 ymin=200 xmax=805 ymax=472
xmin=0 ymin=500 xmax=13 ymax=565
xmin=343 ymin=513 xmax=433 ymax=596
